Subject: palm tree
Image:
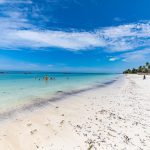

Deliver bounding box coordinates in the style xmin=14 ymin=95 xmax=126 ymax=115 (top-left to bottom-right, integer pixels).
xmin=128 ymin=69 xmax=132 ymax=73
xmin=138 ymin=66 xmax=143 ymax=73
xmin=146 ymin=62 xmax=149 ymax=67
xmin=123 ymin=69 xmax=132 ymax=74
xmin=148 ymin=64 xmax=150 ymax=73
xmin=142 ymin=66 xmax=146 ymax=73
xmin=145 ymin=62 xmax=150 ymax=73
xmin=132 ymin=68 xmax=137 ymax=74
xmin=123 ymin=62 xmax=150 ymax=74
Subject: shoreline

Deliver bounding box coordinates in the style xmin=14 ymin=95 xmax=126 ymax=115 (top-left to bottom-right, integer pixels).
xmin=0 ymin=75 xmax=150 ymax=149
xmin=0 ymin=76 xmax=121 ymax=121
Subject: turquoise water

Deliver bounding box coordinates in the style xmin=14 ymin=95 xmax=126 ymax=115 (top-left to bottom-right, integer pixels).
xmin=0 ymin=72 xmax=119 ymax=111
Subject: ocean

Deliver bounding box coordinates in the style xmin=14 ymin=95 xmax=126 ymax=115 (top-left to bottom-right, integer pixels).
xmin=0 ymin=72 xmax=119 ymax=112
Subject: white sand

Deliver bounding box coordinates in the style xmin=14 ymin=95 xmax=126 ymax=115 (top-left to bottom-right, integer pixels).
xmin=0 ymin=75 xmax=150 ymax=150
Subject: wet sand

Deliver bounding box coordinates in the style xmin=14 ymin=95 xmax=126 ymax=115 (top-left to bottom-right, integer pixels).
xmin=0 ymin=75 xmax=150 ymax=150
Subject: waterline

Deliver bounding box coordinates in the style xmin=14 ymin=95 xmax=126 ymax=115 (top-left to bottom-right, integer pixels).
xmin=0 ymin=75 xmax=120 ymax=120
xmin=0 ymin=72 xmax=120 ymax=112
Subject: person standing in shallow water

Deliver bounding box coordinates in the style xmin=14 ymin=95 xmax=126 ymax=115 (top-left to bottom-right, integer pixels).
xmin=45 ymin=75 xmax=49 ymax=81
xmin=143 ymin=75 xmax=146 ymax=80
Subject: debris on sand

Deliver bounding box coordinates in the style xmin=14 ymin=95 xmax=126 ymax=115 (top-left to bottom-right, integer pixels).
xmin=30 ymin=129 xmax=37 ymax=135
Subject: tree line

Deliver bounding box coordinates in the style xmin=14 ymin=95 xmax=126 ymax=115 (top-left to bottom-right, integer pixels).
xmin=123 ymin=62 xmax=150 ymax=74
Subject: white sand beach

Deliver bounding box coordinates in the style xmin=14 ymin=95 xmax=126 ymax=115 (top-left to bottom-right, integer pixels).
xmin=0 ymin=75 xmax=150 ymax=150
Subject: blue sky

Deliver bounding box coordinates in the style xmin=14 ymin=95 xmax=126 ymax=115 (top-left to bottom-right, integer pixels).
xmin=0 ymin=0 xmax=150 ymax=72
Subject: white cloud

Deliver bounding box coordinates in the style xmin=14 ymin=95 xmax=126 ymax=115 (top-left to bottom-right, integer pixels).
xmin=118 ymin=48 xmax=150 ymax=62
xmin=97 ymin=22 xmax=150 ymax=51
xmin=0 ymin=0 xmax=5 ymax=4
xmin=0 ymin=20 xmax=149 ymax=51
xmin=13 ymin=30 xmax=105 ymax=50
xmin=0 ymin=0 xmax=32 ymax=4
xmin=0 ymin=0 xmax=150 ymax=52
xmin=109 ymin=57 xmax=118 ymax=61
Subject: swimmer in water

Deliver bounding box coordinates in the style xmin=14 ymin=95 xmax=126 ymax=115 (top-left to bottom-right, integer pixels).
xmin=45 ymin=75 xmax=49 ymax=81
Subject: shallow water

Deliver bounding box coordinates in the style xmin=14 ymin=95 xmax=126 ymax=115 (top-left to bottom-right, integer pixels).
xmin=0 ymin=72 xmax=119 ymax=111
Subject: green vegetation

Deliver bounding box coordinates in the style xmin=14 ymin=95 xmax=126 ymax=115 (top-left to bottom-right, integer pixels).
xmin=123 ymin=62 xmax=150 ymax=74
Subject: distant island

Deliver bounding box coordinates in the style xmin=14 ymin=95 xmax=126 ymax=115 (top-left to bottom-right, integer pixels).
xmin=123 ymin=62 xmax=150 ymax=74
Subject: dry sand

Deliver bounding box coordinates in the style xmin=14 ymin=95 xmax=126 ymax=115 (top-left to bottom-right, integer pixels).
xmin=0 ymin=75 xmax=150 ymax=150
